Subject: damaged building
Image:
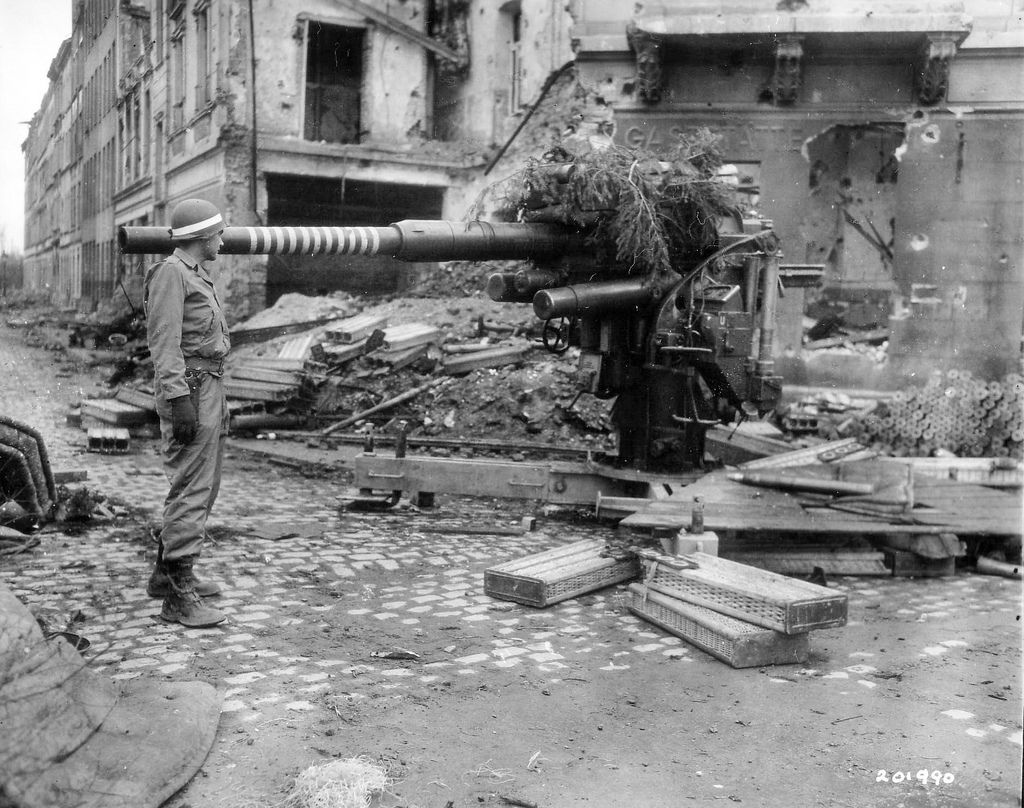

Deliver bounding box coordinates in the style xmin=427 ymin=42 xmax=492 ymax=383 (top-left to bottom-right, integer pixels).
xmin=571 ymin=0 xmax=1023 ymax=388
xmin=21 ymin=0 xmax=574 ymax=321
xmin=20 ymin=0 xmax=1024 ymax=389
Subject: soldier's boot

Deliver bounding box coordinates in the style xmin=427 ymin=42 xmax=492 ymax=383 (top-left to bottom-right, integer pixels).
xmin=159 ymin=556 xmax=227 ymax=628
xmin=147 ymin=540 xmax=222 ymax=598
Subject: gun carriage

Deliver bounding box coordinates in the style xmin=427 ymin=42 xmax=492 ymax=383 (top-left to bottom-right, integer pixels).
xmin=119 ymin=161 xmax=817 ymax=505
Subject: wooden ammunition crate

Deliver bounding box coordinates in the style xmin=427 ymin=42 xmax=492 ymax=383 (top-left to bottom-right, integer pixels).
xmin=627 ymin=584 xmax=809 ymax=668
xmin=485 ymin=539 xmax=640 ymax=607
xmin=640 ymin=551 xmax=847 ymax=634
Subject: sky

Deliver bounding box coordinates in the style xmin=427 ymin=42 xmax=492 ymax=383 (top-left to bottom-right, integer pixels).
xmin=0 ymin=0 xmax=73 ymax=254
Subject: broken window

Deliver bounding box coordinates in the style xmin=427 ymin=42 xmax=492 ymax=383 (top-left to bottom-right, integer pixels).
xmin=169 ymin=14 xmax=185 ymax=130
xmin=194 ymin=0 xmax=211 ymax=109
xmin=304 ymin=22 xmax=364 ymax=144
xmin=117 ymin=90 xmax=145 ymax=187
xmin=802 ymin=124 xmax=904 ymax=295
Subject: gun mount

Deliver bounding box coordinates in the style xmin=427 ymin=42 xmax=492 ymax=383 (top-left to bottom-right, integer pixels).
xmin=120 ymin=215 xmax=793 ymax=476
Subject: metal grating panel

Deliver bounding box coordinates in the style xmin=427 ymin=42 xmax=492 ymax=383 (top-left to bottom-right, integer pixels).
xmin=627 ymin=584 xmax=809 ymax=668
xmin=485 ymin=539 xmax=640 ymax=607
xmin=639 ymin=551 xmax=847 ymax=634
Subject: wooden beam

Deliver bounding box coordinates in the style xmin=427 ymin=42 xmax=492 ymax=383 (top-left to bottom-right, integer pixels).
xmin=334 ymin=0 xmax=461 ymax=63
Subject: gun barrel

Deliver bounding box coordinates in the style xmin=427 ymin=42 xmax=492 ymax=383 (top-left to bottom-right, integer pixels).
xmin=118 ymin=219 xmax=583 ymax=261
xmin=486 ymin=272 xmax=534 ymax=303
xmin=533 ymin=279 xmax=655 ymax=320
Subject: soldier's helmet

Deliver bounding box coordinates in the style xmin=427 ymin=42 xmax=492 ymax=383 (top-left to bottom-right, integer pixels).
xmin=169 ymin=198 xmax=224 ymax=241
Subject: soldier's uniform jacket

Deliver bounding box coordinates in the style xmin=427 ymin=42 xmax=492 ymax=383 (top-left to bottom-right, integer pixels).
xmin=144 ymin=248 xmax=231 ymax=401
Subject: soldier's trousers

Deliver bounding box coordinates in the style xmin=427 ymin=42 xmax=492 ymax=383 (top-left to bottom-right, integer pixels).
xmin=154 ymin=372 xmax=230 ymax=561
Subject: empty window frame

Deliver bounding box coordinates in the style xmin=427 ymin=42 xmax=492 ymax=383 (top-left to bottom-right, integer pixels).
xmin=169 ymin=15 xmax=186 ymax=129
xmin=194 ymin=0 xmax=211 ymax=108
xmin=304 ymin=22 xmax=365 ymax=144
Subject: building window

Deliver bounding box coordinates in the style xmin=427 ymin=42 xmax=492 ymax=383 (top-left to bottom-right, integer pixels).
xmin=153 ymin=0 xmax=164 ymax=62
xmin=170 ymin=19 xmax=185 ymax=129
xmin=142 ymin=90 xmax=151 ymax=174
xmin=194 ymin=0 xmax=211 ymax=108
xmin=304 ymin=22 xmax=364 ymax=144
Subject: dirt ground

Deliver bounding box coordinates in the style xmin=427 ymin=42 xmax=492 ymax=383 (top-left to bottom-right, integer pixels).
xmin=1 ymin=306 xmax=1022 ymax=808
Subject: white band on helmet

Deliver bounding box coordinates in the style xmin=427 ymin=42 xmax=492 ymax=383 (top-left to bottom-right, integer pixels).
xmin=171 ymin=213 xmax=224 ymax=238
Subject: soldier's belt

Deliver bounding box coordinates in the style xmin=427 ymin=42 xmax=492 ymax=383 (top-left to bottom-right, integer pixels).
xmin=183 ymin=356 xmax=225 ymax=375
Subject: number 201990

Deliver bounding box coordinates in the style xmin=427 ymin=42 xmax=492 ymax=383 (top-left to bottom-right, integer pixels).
xmin=877 ymin=770 xmax=955 ymax=785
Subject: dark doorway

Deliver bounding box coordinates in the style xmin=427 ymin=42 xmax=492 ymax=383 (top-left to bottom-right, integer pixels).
xmin=265 ymin=174 xmax=445 ymax=303
xmin=304 ymin=23 xmax=364 ymax=144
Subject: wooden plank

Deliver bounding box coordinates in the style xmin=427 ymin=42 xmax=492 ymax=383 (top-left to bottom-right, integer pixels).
xmin=804 ymin=327 xmax=890 ymax=350
xmin=81 ymin=398 xmax=155 ymax=426
xmin=277 ymin=333 xmax=319 ymax=359
xmin=442 ymin=345 xmax=527 ymax=375
xmin=243 ymin=357 xmax=308 ymax=371
xmin=627 ymin=584 xmax=810 ymax=668
xmin=705 ymin=423 xmax=793 ymax=465
xmin=227 ymin=366 xmax=305 ymax=386
xmin=224 ymin=381 xmax=297 ymax=402
xmin=334 ymin=0 xmax=461 ymax=62
xmin=320 ymin=339 xmax=370 ymax=365
xmin=623 ymin=467 xmax=1023 ymax=537
xmin=114 ymin=387 xmax=157 ymax=412
xmin=52 ymin=470 xmax=89 ymax=484
xmin=380 ymin=323 xmax=441 ymax=351
xmin=230 ymin=318 xmax=339 ymax=346
xmin=379 ymin=344 xmax=430 ymax=371
xmin=723 ymin=551 xmax=889 ymax=576
xmin=323 ymin=313 xmax=389 ymax=343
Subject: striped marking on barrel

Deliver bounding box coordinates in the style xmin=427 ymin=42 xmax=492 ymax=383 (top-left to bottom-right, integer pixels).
xmin=238 ymin=226 xmax=387 ymax=255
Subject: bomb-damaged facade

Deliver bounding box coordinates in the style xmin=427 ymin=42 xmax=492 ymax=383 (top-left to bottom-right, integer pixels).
xmin=22 ymin=0 xmax=574 ymax=322
xmin=571 ymin=0 xmax=1023 ymax=388
xmin=21 ymin=0 xmax=1024 ymax=389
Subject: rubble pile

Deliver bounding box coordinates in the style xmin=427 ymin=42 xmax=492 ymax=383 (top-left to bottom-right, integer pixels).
xmin=801 ymin=307 xmax=890 ymax=365
xmin=234 ymin=292 xmax=357 ymax=330
xmin=776 ymin=391 xmax=874 ymax=436
xmin=228 ymin=291 xmax=616 ymax=450
xmin=65 ymin=290 xmax=617 ymax=452
xmin=845 ymin=369 xmax=1024 ymax=458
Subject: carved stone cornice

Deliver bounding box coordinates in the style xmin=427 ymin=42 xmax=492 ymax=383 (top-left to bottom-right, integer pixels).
xmin=770 ymin=36 xmax=803 ymax=105
xmin=626 ymin=21 xmax=663 ymax=103
xmin=917 ymin=34 xmax=958 ymax=105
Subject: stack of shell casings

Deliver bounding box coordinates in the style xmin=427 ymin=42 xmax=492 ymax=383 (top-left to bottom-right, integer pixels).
xmin=851 ymin=370 xmax=1023 ymax=458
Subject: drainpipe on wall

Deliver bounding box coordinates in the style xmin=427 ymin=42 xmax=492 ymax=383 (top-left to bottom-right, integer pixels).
xmin=247 ymin=0 xmax=261 ymax=223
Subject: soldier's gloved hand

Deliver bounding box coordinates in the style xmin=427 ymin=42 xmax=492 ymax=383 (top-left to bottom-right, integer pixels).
xmin=169 ymin=395 xmax=198 ymax=444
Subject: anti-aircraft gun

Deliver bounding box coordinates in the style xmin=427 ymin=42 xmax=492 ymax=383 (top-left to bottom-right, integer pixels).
xmin=118 ymin=149 xmax=813 ymax=503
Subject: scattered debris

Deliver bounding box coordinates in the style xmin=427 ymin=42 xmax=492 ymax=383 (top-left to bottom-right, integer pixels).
xmin=282 ymin=757 xmax=390 ymax=808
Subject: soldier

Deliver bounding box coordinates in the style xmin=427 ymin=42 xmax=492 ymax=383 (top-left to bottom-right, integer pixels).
xmin=143 ymin=198 xmax=231 ymax=627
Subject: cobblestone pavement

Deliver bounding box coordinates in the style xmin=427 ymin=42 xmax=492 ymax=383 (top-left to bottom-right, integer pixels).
xmin=2 ymin=323 xmax=1022 ymax=807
